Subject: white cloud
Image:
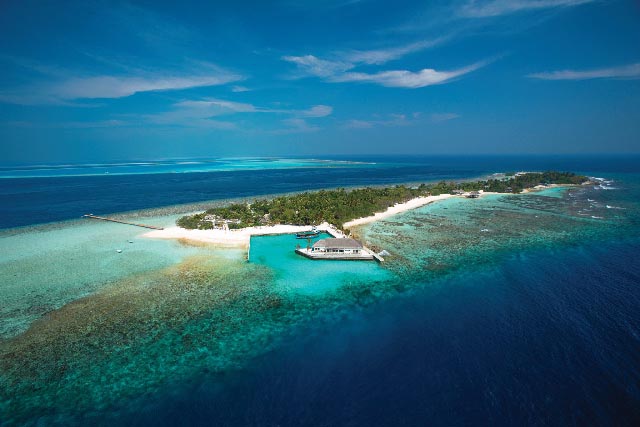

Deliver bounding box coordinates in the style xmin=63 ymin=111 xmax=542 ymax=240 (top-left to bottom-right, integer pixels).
xmin=282 ymin=39 xmax=442 ymax=78
xmin=231 ymin=85 xmax=251 ymax=92
xmin=299 ymin=105 xmax=333 ymax=117
xmin=283 ymin=39 xmax=489 ymax=88
xmin=0 ymin=62 xmax=243 ymax=105
xmin=145 ymin=98 xmax=257 ymax=127
xmin=173 ymin=99 xmax=258 ymax=114
xmin=527 ymin=63 xmax=640 ymax=80
xmin=51 ymin=66 xmax=241 ymax=100
xmin=0 ymin=93 xmax=90 ymax=107
xmin=430 ymin=112 xmax=461 ymax=122
xmin=340 ymin=38 xmax=445 ymax=65
xmin=273 ymin=118 xmax=320 ymax=134
xmin=282 ymin=55 xmax=352 ymax=78
xmin=343 ymin=119 xmax=375 ymax=129
xmin=143 ymin=98 xmax=332 ymax=130
xmin=343 ymin=111 xmax=460 ymax=129
xmin=167 ymin=99 xmax=333 ymax=117
xmin=459 ymin=0 xmax=595 ymax=18
xmin=332 ymin=60 xmax=488 ymax=88
xmin=343 ymin=113 xmax=413 ymax=129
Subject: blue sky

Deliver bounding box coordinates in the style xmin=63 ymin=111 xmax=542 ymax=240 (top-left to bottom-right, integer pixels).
xmin=0 ymin=0 xmax=639 ymax=163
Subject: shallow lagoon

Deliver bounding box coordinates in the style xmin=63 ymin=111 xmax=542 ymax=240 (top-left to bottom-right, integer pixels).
xmin=249 ymin=232 xmax=392 ymax=294
xmin=0 ymin=213 xmax=206 ymax=339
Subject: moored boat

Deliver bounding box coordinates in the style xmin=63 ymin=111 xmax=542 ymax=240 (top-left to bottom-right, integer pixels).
xmin=296 ymin=227 xmax=319 ymax=239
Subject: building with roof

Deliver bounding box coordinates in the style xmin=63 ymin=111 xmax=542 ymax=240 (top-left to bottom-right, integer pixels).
xmin=295 ymin=237 xmax=376 ymax=261
xmin=312 ymin=238 xmax=363 ymax=253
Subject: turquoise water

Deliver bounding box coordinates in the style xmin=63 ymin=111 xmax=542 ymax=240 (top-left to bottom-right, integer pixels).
xmin=526 ymin=185 xmax=567 ymax=197
xmin=249 ymin=233 xmax=391 ymax=294
xmin=0 ymin=212 xmax=214 ymax=339
xmin=0 ymin=158 xmax=372 ymax=179
xmin=356 ymin=183 xmax=632 ymax=279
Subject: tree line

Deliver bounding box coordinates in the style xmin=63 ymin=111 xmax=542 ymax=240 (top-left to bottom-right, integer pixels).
xmin=176 ymin=171 xmax=588 ymax=230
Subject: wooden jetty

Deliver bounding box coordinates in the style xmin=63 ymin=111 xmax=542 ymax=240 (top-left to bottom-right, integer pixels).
xmin=367 ymin=248 xmax=385 ymax=263
xmin=82 ymin=214 xmax=164 ymax=230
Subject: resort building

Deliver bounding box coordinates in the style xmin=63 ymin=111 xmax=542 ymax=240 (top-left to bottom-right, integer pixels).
xmin=295 ymin=237 xmax=377 ymax=261
xmin=312 ymin=238 xmax=363 ymax=254
xmin=204 ymin=214 xmax=241 ymax=230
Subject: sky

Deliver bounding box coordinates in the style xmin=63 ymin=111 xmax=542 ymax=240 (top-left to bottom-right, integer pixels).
xmin=0 ymin=0 xmax=639 ymax=163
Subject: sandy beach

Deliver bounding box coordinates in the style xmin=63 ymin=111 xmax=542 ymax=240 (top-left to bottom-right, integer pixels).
xmin=143 ymin=222 xmax=345 ymax=248
xmin=143 ymin=191 xmax=502 ymax=246
xmin=342 ymin=194 xmax=454 ymax=228
xmin=521 ymin=183 xmax=574 ymax=193
xmin=342 ymin=191 xmax=499 ymax=228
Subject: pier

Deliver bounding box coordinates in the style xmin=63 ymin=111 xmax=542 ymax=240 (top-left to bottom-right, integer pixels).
xmin=321 ymin=224 xmax=344 ymax=238
xmin=82 ymin=214 xmax=164 ymax=230
xmin=367 ymin=249 xmax=385 ymax=263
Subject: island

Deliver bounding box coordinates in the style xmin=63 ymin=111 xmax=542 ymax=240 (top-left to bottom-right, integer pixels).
xmin=143 ymin=171 xmax=589 ymax=249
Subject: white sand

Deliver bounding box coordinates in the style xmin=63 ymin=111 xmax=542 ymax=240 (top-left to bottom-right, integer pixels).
xmin=521 ymin=183 xmax=571 ymax=193
xmin=342 ymin=194 xmax=454 ymax=228
xmin=143 ymin=222 xmax=343 ymax=248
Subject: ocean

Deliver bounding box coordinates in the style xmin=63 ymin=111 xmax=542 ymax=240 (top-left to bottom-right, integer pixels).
xmin=3 ymin=155 xmax=639 ymax=230
xmin=1 ymin=155 xmax=639 ymax=426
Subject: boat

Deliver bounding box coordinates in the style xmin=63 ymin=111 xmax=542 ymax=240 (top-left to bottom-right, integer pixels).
xmin=296 ymin=231 xmax=319 ymax=239
xmin=296 ymin=228 xmax=319 ymax=239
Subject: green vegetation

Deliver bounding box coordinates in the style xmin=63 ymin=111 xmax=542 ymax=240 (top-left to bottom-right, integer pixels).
xmin=177 ymin=171 xmax=588 ymax=230
xmin=452 ymin=170 xmax=588 ymax=194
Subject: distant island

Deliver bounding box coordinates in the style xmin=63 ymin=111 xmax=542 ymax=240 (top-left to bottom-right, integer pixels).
xmin=176 ymin=171 xmax=588 ymax=231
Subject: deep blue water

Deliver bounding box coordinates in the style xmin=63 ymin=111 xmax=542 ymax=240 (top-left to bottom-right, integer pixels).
xmin=2 ymin=155 xmax=639 ymax=229
xmin=121 ymin=240 xmax=640 ymax=426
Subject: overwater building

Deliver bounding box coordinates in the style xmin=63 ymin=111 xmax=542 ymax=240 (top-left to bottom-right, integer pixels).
xmin=295 ymin=237 xmax=376 ymax=261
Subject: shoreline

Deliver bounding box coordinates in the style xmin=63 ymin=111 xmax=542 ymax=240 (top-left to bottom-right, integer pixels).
xmin=343 ymin=190 xmax=504 ymax=228
xmin=143 ymin=222 xmax=346 ymax=248
xmin=342 ymin=194 xmax=454 ymax=228
xmin=143 ymin=178 xmax=585 ymax=249
xmin=521 ymin=183 xmax=574 ymax=193
xmin=143 ymin=191 xmax=502 ymax=247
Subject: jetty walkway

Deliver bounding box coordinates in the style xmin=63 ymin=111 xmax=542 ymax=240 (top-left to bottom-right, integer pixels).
xmin=82 ymin=214 xmax=164 ymax=230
